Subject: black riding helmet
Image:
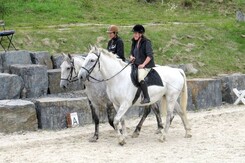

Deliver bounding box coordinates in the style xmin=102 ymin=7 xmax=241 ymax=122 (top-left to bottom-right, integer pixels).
xmin=132 ymin=24 xmax=145 ymax=33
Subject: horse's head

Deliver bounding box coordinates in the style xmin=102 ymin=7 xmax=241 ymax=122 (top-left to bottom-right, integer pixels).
xmin=78 ymin=46 xmax=100 ymax=82
xmin=60 ymin=53 xmax=79 ymax=89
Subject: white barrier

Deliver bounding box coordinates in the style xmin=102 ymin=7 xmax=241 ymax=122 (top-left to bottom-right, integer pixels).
xmin=233 ymin=88 xmax=245 ymax=105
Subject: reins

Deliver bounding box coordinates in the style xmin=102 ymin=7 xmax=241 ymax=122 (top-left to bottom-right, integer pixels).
xmin=81 ymin=51 xmax=132 ymax=83
xmin=88 ymin=61 xmax=131 ymax=83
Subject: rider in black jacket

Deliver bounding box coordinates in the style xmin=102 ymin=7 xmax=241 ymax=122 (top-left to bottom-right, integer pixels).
xmin=130 ymin=24 xmax=155 ymax=104
xmin=107 ymin=25 xmax=125 ymax=61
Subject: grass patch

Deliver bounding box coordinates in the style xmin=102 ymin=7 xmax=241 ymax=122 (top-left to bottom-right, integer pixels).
xmin=1 ymin=0 xmax=245 ymax=77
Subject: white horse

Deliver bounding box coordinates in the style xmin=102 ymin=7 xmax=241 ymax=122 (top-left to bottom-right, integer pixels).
xmin=60 ymin=53 xmax=164 ymax=142
xmin=78 ymin=46 xmax=191 ymax=145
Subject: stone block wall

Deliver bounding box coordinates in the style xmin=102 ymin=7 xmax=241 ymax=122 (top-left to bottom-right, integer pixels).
xmin=1 ymin=50 xmax=32 ymax=73
xmin=48 ymin=69 xmax=84 ymax=94
xmin=0 ymin=50 xmax=244 ymax=133
xmin=35 ymin=97 xmax=92 ymax=130
xmin=218 ymin=73 xmax=245 ymax=104
xmin=0 ymin=73 xmax=24 ymax=100
xmin=51 ymin=54 xmax=63 ymax=69
xmin=187 ymin=78 xmax=222 ymax=110
xmin=10 ymin=64 xmax=48 ymax=98
xmin=0 ymin=100 xmax=38 ymax=133
xmin=30 ymin=51 xmax=53 ymax=69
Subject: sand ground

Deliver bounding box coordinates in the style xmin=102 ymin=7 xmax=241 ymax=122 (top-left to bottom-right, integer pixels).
xmin=0 ymin=105 xmax=244 ymax=163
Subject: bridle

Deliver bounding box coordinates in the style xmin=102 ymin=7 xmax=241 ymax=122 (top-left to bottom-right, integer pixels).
xmin=80 ymin=51 xmax=131 ymax=83
xmin=80 ymin=51 xmax=101 ymax=78
xmin=60 ymin=59 xmax=79 ymax=83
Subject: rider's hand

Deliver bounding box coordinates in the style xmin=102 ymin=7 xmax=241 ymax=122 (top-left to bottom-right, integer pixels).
xmin=129 ymin=55 xmax=135 ymax=63
xmin=138 ymin=64 xmax=145 ymax=69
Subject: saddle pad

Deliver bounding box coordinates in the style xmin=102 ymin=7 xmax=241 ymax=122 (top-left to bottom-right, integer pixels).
xmin=145 ymin=68 xmax=164 ymax=87
xmin=130 ymin=64 xmax=164 ymax=87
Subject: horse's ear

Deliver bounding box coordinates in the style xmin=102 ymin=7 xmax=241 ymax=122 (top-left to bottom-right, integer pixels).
xmin=68 ymin=53 xmax=72 ymax=60
xmin=94 ymin=45 xmax=97 ymax=51
xmin=89 ymin=44 xmax=93 ymax=50
xmin=62 ymin=53 xmax=69 ymax=61
xmin=97 ymin=47 xmax=101 ymax=56
xmin=62 ymin=53 xmax=67 ymax=57
xmin=96 ymin=43 xmax=101 ymax=48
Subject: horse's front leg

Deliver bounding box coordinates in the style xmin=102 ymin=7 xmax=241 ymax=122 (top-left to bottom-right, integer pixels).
xmin=120 ymin=117 xmax=127 ymax=137
xmin=88 ymin=100 xmax=99 ymax=142
xmin=106 ymin=102 xmax=116 ymax=129
xmin=113 ymin=103 xmax=130 ymax=146
xmin=132 ymin=106 xmax=151 ymax=138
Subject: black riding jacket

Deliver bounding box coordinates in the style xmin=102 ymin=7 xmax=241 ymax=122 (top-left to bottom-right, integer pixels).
xmin=107 ymin=36 xmax=125 ymax=61
xmin=130 ymin=36 xmax=155 ymax=68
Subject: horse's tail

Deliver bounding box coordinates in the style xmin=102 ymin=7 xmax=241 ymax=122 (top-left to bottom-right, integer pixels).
xmin=160 ymin=96 xmax=167 ymax=117
xmin=179 ymin=69 xmax=188 ymax=114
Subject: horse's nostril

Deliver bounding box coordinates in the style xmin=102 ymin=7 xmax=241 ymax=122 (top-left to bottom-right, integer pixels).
xmin=62 ymin=85 xmax=66 ymax=89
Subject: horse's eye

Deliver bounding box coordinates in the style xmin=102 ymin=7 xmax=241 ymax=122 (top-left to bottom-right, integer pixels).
xmin=67 ymin=67 xmax=71 ymax=70
xmin=90 ymin=59 xmax=96 ymax=62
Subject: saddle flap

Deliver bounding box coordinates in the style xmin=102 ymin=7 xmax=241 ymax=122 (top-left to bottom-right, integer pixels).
xmin=130 ymin=64 xmax=140 ymax=87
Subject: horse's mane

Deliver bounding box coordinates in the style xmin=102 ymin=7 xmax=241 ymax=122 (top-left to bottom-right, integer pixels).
xmin=90 ymin=46 xmax=128 ymax=66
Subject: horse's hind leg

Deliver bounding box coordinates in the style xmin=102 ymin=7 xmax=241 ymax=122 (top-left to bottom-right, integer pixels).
xmin=88 ymin=100 xmax=99 ymax=142
xmin=169 ymin=102 xmax=179 ymax=125
xmin=151 ymin=102 xmax=164 ymax=134
xmin=159 ymin=99 xmax=176 ymax=142
xmin=174 ymin=102 xmax=192 ymax=138
xmin=132 ymin=106 xmax=151 ymax=138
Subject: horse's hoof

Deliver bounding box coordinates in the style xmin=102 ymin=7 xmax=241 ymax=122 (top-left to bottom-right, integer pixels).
xmin=118 ymin=136 xmax=126 ymax=146
xmin=119 ymin=139 xmax=126 ymax=146
xmin=88 ymin=136 xmax=98 ymax=142
xmin=131 ymin=132 xmax=139 ymax=138
xmin=185 ymin=133 xmax=192 ymax=138
xmin=158 ymin=134 xmax=166 ymax=143
xmin=155 ymin=129 xmax=162 ymax=134
xmin=119 ymin=129 xmax=123 ymax=134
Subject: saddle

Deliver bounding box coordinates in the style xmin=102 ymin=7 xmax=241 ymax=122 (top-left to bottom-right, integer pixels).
xmin=130 ymin=64 xmax=164 ymax=104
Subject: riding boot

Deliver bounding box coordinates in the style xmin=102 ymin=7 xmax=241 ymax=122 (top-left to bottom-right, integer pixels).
xmin=140 ymin=80 xmax=150 ymax=104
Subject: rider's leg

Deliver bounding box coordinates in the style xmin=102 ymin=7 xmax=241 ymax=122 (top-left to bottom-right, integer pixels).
xmin=139 ymin=80 xmax=150 ymax=104
xmin=138 ymin=68 xmax=151 ymax=104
